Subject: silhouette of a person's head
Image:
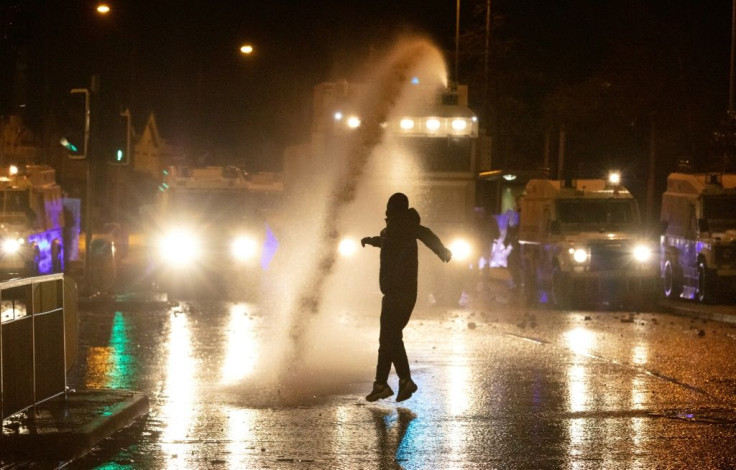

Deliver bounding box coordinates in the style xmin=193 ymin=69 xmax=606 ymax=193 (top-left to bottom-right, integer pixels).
xmin=386 ymin=192 xmax=409 ymax=217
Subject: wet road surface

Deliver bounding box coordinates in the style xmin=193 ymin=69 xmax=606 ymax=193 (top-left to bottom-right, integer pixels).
xmin=59 ymin=295 xmax=736 ymax=469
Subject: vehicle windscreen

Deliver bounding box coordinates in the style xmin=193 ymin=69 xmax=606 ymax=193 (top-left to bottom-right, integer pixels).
xmin=395 ymin=137 xmax=473 ymax=172
xmin=703 ymin=195 xmax=736 ymax=219
xmin=557 ymin=199 xmax=638 ymax=230
xmin=0 ymin=189 xmax=30 ymax=213
xmin=169 ymin=191 xmax=259 ymax=226
xmin=703 ymin=195 xmax=736 ymax=231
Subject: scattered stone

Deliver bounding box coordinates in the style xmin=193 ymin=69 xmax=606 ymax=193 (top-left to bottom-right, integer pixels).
xmin=620 ymin=317 xmax=634 ymax=323
xmin=698 ymin=329 xmax=706 ymax=337
xmin=467 ymin=322 xmax=477 ymax=330
xmin=584 ymin=315 xmax=592 ymax=321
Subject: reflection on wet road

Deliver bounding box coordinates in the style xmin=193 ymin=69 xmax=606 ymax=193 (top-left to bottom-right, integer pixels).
xmin=66 ymin=301 xmax=736 ymax=468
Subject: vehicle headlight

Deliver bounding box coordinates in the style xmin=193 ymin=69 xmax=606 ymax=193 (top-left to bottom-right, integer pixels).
xmin=232 ymin=236 xmax=259 ymax=262
xmin=338 ymin=237 xmax=359 ymax=257
xmin=569 ymin=247 xmax=588 ymax=263
xmin=633 ymin=244 xmax=652 ymax=262
xmin=451 ymin=118 xmax=468 ymax=131
xmin=425 ymin=118 xmax=441 ymax=132
xmin=449 ymin=238 xmax=472 ymax=262
xmin=399 ymin=118 xmax=415 ymax=130
xmin=2 ymin=238 xmax=22 ymax=254
xmin=346 ymin=116 xmax=361 ymax=128
xmin=159 ymin=229 xmax=200 ymax=265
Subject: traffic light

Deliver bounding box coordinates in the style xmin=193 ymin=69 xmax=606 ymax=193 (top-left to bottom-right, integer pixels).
xmin=60 ymin=89 xmax=90 ymax=159
xmin=109 ymin=108 xmax=131 ymax=165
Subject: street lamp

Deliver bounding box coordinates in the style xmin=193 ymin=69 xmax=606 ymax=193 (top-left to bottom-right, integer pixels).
xmin=96 ymin=3 xmax=111 ymax=15
xmin=239 ymin=44 xmax=254 ymax=56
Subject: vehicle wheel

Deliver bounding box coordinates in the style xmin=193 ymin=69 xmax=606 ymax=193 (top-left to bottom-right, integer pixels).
xmin=550 ymin=265 xmax=571 ymax=309
xmin=697 ymin=260 xmax=716 ymax=304
xmin=662 ymin=258 xmax=682 ymax=299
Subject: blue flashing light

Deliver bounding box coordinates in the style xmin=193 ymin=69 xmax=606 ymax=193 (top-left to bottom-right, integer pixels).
xmin=411 ymin=77 xmax=420 ymax=85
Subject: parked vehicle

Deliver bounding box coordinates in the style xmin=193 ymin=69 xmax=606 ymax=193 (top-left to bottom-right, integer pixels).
xmin=0 ymin=164 xmax=66 ymax=279
xmin=660 ymin=172 xmax=736 ymax=303
xmin=519 ymin=173 xmax=658 ymax=308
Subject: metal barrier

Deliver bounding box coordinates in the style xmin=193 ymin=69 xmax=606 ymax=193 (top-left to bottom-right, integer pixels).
xmin=0 ymin=274 xmax=69 ymax=419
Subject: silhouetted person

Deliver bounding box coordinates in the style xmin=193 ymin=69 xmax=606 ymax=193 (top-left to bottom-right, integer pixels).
xmin=361 ymin=192 xmax=452 ymax=402
xmin=506 ymin=196 xmax=522 ymax=290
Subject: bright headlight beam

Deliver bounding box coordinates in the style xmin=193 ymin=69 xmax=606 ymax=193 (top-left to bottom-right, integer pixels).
xmin=338 ymin=238 xmax=358 ymax=257
xmin=160 ymin=229 xmax=200 ymax=266
xmin=400 ymin=118 xmax=415 ymax=130
xmin=346 ymin=116 xmax=361 ymax=128
xmin=451 ymin=118 xmax=467 ymax=131
xmin=2 ymin=238 xmax=21 ymax=254
xmin=426 ymin=118 xmax=441 ymax=131
xmin=232 ymin=236 xmax=258 ymax=261
xmin=633 ymin=244 xmax=652 ymax=262
xmin=572 ymin=248 xmax=588 ymax=263
xmin=449 ymin=239 xmax=472 ymax=262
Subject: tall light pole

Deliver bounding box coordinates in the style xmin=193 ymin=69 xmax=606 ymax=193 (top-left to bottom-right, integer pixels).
xmin=455 ymin=0 xmax=461 ymax=87
xmin=730 ymin=0 xmax=736 ymax=116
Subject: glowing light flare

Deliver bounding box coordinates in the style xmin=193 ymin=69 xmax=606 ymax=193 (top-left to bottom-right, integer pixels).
xmin=239 ymin=44 xmax=254 ymax=55
xmin=96 ymin=3 xmax=111 ymax=14
xmin=632 ymin=244 xmax=652 ymax=262
xmin=399 ymin=118 xmax=415 ymax=130
xmin=159 ymin=229 xmax=200 ymax=265
xmin=8 ymin=165 xmax=18 ymax=176
xmin=346 ymin=116 xmax=361 ymax=128
xmin=425 ymin=118 xmax=441 ymax=132
xmin=608 ymin=171 xmax=621 ymax=185
xmin=338 ymin=237 xmax=359 ymax=257
xmin=231 ymin=236 xmax=258 ymax=262
xmin=334 ymin=111 xmax=343 ymax=121
xmin=449 ymin=238 xmax=472 ymax=262
xmin=451 ymin=118 xmax=468 ymax=131
xmin=1 ymin=238 xmax=22 ymax=254
xmin=569 ymin=247 xmax=588 ymax=263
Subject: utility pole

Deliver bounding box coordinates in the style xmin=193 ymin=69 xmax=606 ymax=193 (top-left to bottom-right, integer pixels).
xmin=84 ymin=75 xmax=100 ymax=292
xmin=730 ymin=0 xmax=736 ymax=115
xmin=455 ymin=0 xmax=461 ymax=86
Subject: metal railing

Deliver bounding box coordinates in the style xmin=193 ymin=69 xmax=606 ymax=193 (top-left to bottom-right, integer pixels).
xmin=0 ymin=274 xmax=71 ymax=419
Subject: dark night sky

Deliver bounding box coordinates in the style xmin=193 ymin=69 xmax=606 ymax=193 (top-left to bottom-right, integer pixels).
xmin=1 ymin=0 xmax=734 ymax=172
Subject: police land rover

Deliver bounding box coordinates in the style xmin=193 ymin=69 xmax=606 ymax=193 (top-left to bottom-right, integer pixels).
xmin=519 ymin=173 xmax=658 ymax=308
xmin=661 ymin=171 xmax=736 ymax=303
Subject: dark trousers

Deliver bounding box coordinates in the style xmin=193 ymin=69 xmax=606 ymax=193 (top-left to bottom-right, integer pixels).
xmin=375 ymin=293 xmax=417 ymax=383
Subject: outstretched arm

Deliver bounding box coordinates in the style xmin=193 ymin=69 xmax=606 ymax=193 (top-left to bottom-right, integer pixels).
xmin=417 ymin=225 xmax=452 ymax=262
xmin=361 ymin=236 xmax=382 ymax=248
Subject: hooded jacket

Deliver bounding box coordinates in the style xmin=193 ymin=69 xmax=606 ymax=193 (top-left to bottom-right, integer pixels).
xmin=365 ymin=208 xmax=450 ymax=295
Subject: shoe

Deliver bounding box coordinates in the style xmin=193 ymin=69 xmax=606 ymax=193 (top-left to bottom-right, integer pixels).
xmin=365 ymin=382 xmax=393 ymax=402
xmin=396 ymin=378 xmax=418 ymax=402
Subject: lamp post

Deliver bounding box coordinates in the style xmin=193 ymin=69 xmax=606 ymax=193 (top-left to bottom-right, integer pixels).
xmin=455 ymin=0 xmax=460 ymax=86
